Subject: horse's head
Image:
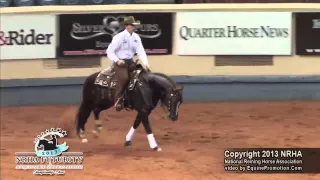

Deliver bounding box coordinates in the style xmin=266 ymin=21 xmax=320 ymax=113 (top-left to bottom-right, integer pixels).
xmin=148 ymin=73 xmax=184 ymax=121
xmin=161 ymin=84 xmax=184 ymax=121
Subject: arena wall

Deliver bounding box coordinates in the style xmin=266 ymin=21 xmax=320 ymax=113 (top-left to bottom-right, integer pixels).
xmin=1 ymin=4 xmax=320 ymax=106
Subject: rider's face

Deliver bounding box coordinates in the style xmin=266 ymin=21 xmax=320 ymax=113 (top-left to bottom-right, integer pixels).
xmin=125 ymin=24 xmax=135 ymax=33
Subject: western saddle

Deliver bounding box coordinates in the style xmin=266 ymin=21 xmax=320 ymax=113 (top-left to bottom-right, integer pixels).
xmin=94 ymin=64 xmax=145 ymax=109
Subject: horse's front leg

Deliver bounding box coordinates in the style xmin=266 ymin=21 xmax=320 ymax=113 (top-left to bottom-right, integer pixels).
xmin=140 ymin=111 xmax=162 ymax=152
xmin=124 ymin=113 xmax=143 ymax=146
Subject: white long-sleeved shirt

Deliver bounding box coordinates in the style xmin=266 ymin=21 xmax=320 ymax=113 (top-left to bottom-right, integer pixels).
xmin=106 ymin=29 xmax=148 ymax=65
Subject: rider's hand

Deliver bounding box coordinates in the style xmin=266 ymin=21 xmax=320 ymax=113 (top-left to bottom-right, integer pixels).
xmin=117 ymin=60 xmax=125 ymax=65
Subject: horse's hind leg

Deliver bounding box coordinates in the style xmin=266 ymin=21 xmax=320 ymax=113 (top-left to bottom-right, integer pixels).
xmin=124 ymin=113 xmax=143 ymax=147
xmin=76 ymin=102 xmax=92 ymax=143
xmin=92 ymin=108 xmax=103 ymax=136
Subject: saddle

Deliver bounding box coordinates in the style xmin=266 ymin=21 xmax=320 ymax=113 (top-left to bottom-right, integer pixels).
xmin=94 ymin=64 xmax=145 ymax=90
xmin=94 ymin=64 xmax=146 ymax=110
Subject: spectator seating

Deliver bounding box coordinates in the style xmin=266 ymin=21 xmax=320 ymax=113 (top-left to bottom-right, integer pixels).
xmin=0 ymin=0 xmax=12 ymax=6
xmin=0 ymin=0 xmax=319 ymax=8
xmin=0 ymin=0 xmax=135 ymax=6
xmin=184 ymin=0 xmax=320 ymax=2
xmin=135 ymin=0 xmax=175 ymax=3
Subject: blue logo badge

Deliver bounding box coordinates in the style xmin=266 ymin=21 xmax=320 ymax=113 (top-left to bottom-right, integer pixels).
xmin=33 ymin=128 xmax=69 ymax=157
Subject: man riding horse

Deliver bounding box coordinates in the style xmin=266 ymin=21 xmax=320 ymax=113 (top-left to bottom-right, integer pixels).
xmin=106 ymin=16 xmax=150 ymax=112
xmin=77 ymin=17 xmax=184 ymax=148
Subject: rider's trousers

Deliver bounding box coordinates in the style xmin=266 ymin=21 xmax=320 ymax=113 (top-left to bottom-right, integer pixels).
xmin=113 ymin=59 xmax=133 ymax=102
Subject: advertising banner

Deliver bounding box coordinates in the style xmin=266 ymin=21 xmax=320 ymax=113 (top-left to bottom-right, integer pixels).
xmin=0 ymin=15 xmax=56 ymax=60
xmin=295 ymin=13 xmax=320 ymax=55
xmin=176 ymin=12 xmax=292 ymax=55
xmin=59 ymin=13 xmax=172 ymax=56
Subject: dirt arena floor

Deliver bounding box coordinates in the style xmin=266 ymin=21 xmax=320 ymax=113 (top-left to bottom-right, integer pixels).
xmin=1 ymin=102 xmax=320 ymax=180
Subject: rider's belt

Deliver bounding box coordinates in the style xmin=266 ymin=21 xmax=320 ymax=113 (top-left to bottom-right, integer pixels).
xmin=123 ymin=59 xmax=134 ymax=65
xmin=113 ymin=59 xmax=134 ymax=66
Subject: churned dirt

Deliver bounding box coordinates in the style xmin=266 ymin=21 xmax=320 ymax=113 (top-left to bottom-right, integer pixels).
xmin=1 ymin=102 xmax=320 ymax=180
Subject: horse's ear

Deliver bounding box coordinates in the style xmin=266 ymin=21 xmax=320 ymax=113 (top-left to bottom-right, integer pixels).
xmin=174 ymin=84 xmax=184 ymax=91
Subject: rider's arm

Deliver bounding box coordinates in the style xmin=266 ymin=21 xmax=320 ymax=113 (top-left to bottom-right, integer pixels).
xmin=106 ymin=34 xmax=122 ymax=63
xmin=135 ymin=35 xmax=148 ymax=66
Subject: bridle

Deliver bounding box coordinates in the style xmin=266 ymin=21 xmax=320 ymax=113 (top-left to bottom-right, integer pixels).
xmin=163 ymin=88 xmax=181 ymax=114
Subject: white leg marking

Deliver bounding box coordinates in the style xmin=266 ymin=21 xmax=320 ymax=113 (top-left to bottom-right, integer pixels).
xmin=126 ymin=126 xmax=135 ymax=142
xmin=147 ymin=133 xmax=158 ymax=149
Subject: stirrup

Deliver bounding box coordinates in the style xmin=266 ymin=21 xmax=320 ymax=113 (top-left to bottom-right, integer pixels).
xmin=115 ymin=98 xmax=124 ymax=111
xmin=115 ymin=97 xmax=123 ymax=105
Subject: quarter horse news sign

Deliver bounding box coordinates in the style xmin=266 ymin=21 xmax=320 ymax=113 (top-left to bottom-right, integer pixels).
xmin=176 ymin=12 xmax=292 ymax=55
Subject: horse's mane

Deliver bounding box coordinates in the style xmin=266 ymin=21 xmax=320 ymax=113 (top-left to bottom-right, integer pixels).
xmin=151 ymin=72 xmax=176 ymax=87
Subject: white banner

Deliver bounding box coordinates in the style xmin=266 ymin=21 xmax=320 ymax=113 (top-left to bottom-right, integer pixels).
xmin=0 ymin=15 xmax=56 ymax=60
xmin=176 ymin=12 xmax=292 ymax=55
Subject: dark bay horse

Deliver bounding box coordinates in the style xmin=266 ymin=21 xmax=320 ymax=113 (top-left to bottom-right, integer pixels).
xmin=75 ymin=64 xmax=184 ymax=151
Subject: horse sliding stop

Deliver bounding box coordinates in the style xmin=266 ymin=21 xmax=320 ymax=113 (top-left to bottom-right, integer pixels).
xmin=75 ymin=62 xmax=184 ymax=151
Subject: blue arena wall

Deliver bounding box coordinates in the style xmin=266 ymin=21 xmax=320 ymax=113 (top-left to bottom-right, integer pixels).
xmin=1 ymin=75 xmax=320 ymax=107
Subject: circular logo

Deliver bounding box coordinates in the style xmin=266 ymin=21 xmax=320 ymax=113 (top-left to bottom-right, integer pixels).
xmin=34 ymin=128 xmax=68 ymax=157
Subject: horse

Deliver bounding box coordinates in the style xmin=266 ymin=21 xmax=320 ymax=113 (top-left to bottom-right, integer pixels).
xmin=37 ymin=139 xmax=57 ymax=151
xmin=75 ymin=62 xmax=184 ymax=151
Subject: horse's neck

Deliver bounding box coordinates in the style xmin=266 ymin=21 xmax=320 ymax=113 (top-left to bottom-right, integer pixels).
xmin=152 ymin=84 xmax=167 ymax=103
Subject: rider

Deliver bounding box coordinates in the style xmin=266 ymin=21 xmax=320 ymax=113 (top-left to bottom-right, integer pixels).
xmin=106 ymin=16 xmax=150 ymax=111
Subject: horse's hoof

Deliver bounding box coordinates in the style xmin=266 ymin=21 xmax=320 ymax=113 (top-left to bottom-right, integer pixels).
xmin=124 ymin=141 xmax=132 ymax=147
xmin=153 ymin=147 xmax=162 ymax=152
xmin=92 ymin=130 xmax=99 ymax=137
xmin=81 ymin=138 xmax=88 ymax=143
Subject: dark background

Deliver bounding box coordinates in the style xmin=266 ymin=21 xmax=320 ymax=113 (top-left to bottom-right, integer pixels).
xmin=295 ymin=12 xmax=320 ymax=55
xmin=58 ymin=13 xmax=173 ymax=57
